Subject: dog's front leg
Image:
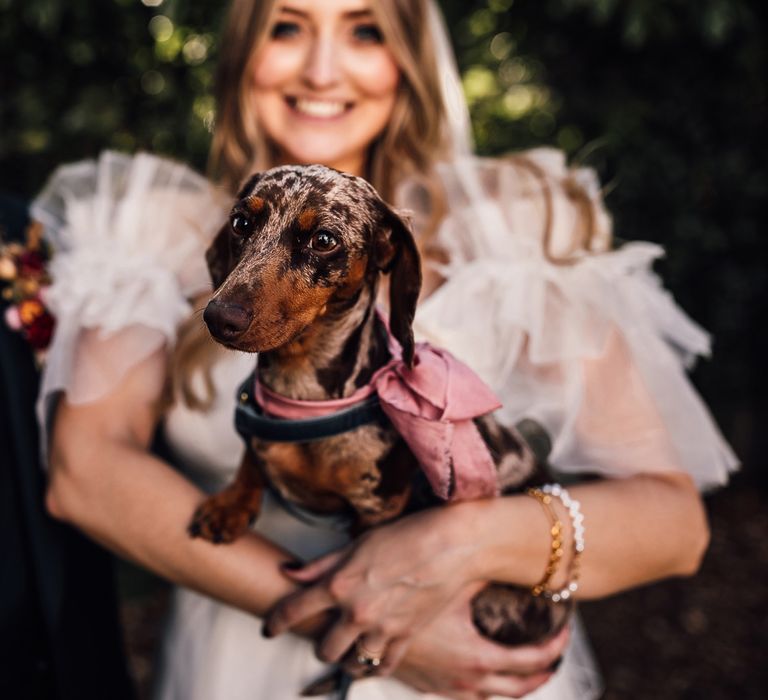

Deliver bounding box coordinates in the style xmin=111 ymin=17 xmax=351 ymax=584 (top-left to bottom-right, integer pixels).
xmin=188 ymin=449 xmax=264 ymax=543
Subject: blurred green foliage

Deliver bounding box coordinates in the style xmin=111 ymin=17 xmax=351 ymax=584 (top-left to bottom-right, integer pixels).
xmin=1 ymin=0 xmax=765 ymax=467
xmin=0 ymin=0 xmax=223 ymax=178
xmin=439 ymin=0 xmax=767 ymax=413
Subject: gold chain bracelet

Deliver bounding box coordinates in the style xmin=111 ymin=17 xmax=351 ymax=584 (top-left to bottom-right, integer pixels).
xmin=526 ymin=487 xmax=565 ymax=597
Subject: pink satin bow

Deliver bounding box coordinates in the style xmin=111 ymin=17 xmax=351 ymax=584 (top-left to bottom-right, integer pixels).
xmin=254 ymin=339 xmax=501 ymax=501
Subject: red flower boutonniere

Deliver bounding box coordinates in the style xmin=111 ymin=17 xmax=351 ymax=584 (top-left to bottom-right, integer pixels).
xmin=1 ymin=220 xmax=55 ymax=365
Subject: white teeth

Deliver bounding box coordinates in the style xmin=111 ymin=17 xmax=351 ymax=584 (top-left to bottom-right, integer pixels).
xmin=294 ymin=98 xmax=346 ymax=118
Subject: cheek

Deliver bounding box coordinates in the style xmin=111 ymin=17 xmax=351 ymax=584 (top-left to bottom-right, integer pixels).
xmin=252 ymin=45 xmax=303 ymax=89
xmin=349 ymin=51 xmax=400 ymax=99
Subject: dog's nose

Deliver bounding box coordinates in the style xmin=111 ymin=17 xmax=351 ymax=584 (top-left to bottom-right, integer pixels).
xmin=203 ymin=300 xmax=253 ymax=342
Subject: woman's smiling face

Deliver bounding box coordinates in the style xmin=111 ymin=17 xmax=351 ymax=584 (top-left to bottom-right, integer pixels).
xmin=250 ymin=0 xmax=400 ymax=176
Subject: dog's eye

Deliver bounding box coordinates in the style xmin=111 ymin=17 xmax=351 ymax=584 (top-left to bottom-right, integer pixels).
xmin=230 ymin=214 xmax=253 ymax=237
xmin=310 ymin=230 xmax=339 ymax=252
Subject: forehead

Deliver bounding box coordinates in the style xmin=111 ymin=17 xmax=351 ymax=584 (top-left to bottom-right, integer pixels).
xmin=240 ymin=166 xmax=380 ymax=223
xmin=274 ymin=0 xmax=376 ymax=18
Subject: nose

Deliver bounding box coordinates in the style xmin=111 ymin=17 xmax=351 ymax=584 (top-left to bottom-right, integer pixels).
xmin=203 ymin=299 xmax=253 ymax=343
xmin=302 ymin=35 xmax=340 ymax=89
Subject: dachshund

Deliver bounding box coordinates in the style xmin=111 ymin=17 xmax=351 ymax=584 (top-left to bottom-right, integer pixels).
xmin=188 ymin=164 xmax=572 ymax=683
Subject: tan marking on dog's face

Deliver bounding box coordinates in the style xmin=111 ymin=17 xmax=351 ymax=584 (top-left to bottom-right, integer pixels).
xmin=231 ymin=264 xmax=336 ymax=352
xmin=298 ymin=208 xmax=318 ymax=231
xmin=334 ymin=258 xmax=367 ymax=301
xmin=247 ymin=195 xmax=265 ymax=213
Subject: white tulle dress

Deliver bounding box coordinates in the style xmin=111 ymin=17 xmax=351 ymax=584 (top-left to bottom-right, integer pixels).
xmin=31 ymin=150 xmax=737 ymax=700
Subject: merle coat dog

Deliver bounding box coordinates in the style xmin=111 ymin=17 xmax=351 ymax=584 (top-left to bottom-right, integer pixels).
xmin=188 ymin=165 xmax=571 ymax=678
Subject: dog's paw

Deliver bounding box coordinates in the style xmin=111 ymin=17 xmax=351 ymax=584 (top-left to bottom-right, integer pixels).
xmin=188 ymin=494 xmax=259 ymax=544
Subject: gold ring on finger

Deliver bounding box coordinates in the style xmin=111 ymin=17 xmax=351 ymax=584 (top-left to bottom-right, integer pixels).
xmin=355 ymin=639 xmax=383 ymax=671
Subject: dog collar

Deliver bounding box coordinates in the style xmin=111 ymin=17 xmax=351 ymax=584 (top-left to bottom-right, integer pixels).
xmin=235 ymin=370 xmax=388 ymax=444
xmin=233 ymin=335 xmax=503 ymax=502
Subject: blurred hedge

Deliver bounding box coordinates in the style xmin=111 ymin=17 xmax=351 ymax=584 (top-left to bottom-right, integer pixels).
xmin=2 ymin=0 xmax=765 ymax=474
xmin=442 ymin=0 xmax=767 ymax=417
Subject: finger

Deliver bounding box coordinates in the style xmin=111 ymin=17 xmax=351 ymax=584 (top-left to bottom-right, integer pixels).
xmin=478 ymin=670 xmax=554 ymax=698
xmin=340 ymin=630 xmax=390 ymax=678
xmin=374 ymin=636 xmax=410 ymax=677
xmin=483 ymin=624 xmax=571 ymax=676
xmin=265 ymin=586 xmax=336 ymax=637
xmin=316 ymin=615 xmax=363 ymax=664
xmin=355 ymin=629 xmax=390 ymax=673
xmin=357 ymin=629 xmax=389 ymax=659
xmin=280 ymin=549 xmax=347 ymax=583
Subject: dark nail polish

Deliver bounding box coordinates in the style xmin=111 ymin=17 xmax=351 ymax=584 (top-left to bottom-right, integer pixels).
xmin=261 ymin=624 xmax=273 ymax=639
xmin=280 ymin=560 xmax=303 ymax=571
xmin=548 ymin=655 xmax=563 ymax=673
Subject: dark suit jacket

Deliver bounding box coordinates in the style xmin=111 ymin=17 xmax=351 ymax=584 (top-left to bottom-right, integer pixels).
xmin=0 ymin=193 xmax=135 ymax=700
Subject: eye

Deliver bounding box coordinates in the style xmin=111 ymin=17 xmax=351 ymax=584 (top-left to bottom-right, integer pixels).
xmin=230 ymin=214 xmax=253 ymax=237
xmin=310 ymin=230 xmax=339 ymax=252
xmin=352 ymin=23 xmax=384 ymax=44
xmin=271 ymin=21 xmax=300 ymax=39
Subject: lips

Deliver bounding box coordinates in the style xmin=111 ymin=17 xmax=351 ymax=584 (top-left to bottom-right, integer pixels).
xmin=286 ymin=96 xmax=353 ymax=119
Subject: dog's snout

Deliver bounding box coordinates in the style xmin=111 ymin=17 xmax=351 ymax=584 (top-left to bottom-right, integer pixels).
xmin=204 ymin=300 xmax=253 ymax=342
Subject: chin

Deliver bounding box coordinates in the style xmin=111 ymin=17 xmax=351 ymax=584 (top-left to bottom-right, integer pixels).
xmin=282 ymin=146 xmax=361 ymax=171
xmin=273 ymin=128 xmax=367 ymax=170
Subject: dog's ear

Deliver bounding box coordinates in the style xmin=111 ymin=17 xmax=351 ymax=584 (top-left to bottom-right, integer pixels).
xmin=205 ymin=223 xmax=232 ymax=290
xmin=373 ymin=205 xmax=422 ymax=367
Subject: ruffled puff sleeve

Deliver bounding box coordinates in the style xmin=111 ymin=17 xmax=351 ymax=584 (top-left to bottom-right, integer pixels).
xmin=30 ymin=150 xmax=231 ymax=452
xmin=410 ymin=148 xmax=738 ymax=491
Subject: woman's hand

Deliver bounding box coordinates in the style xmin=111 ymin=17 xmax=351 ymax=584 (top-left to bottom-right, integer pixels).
xmin=392 ymin=584 xmax=569 ymax=699
xmin=264 ymin=506 xmax=482 ymax=669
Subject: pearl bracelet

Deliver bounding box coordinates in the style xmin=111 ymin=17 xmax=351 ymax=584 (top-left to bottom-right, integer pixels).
xmin=540 ymin=483 xmax=585 ymax=602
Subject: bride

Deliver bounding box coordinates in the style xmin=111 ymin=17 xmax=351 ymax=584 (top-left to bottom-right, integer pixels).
xmin=33 ymin=0 xmax=737 ymax=698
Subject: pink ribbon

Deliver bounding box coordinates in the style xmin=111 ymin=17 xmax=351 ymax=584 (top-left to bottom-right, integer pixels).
xmin=254 ymin=336 xmax=501 ymax=501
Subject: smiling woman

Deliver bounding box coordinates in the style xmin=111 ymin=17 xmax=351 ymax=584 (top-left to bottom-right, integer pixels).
xmin=31 ymin=0 xmax=736 ymax=699
xmin=250 ymin=1 xmax=400 ymax=175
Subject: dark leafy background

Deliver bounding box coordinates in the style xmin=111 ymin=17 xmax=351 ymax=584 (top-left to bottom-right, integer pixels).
xmin=2 ymin=0 xmax=766 ymax=697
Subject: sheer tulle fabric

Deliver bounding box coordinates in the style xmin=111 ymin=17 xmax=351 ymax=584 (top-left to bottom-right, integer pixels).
xmin=409 ymin=151 xmax=738 ymax=491
xmin=30 ymin=151 xmax=230 ymax=445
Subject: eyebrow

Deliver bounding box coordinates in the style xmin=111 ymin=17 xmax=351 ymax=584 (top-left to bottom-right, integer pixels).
xmin=277 ymin=7 xmax=375 ymax=20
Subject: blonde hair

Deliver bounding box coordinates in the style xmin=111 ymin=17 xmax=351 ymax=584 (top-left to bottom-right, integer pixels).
xmin=173 ymin=0 xmax=450 ymax=409
xmin=505 ymin=153 xmax=606 ymax=264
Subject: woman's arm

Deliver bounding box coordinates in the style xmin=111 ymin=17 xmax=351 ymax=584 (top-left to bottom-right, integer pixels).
xmin=464 ymin=470 xmax=709 ymax=598
xmin=270 ymin=472 xmax=707 ymax=621
xmin=45 ymin=347 xmax=299 ymax=620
